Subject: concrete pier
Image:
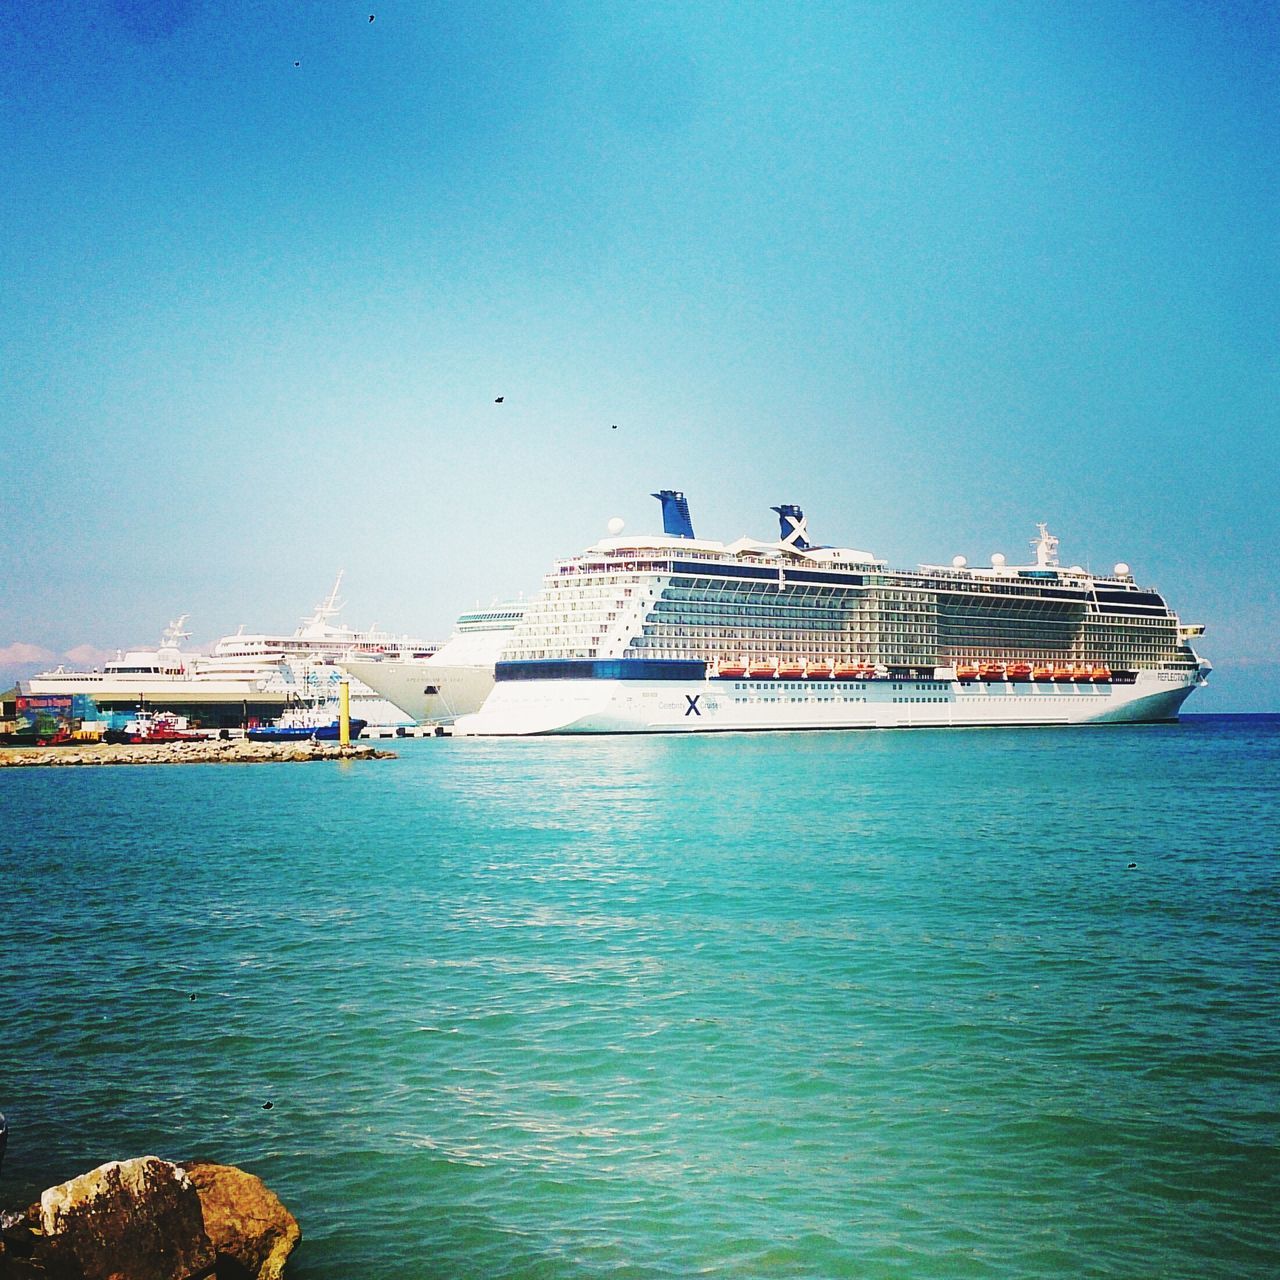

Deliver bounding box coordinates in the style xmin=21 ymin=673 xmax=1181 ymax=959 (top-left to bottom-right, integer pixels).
xmin=0 ymin=739 xmax=396 ymax=767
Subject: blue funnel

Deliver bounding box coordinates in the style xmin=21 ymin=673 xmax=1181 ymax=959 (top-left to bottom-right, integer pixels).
xmin=772 ymin=504 xmax=811 ymax=549
xmin=652 ymin=490 xmax=695 ymax=539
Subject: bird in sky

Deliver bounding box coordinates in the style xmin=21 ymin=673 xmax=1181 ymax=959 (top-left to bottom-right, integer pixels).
xmin=494 ymin=396 xmax=504 ymax=403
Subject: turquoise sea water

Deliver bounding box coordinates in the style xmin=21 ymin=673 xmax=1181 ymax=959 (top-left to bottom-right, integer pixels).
xmin=2 ymin=717 xmax=1278 ymax=1278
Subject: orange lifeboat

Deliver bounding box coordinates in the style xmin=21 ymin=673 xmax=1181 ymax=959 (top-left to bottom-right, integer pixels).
xmin=1007 ymin=662 xmax=1032 ymax=682
xmin=777 ymin=659 xmax=805 ymax=679
xmin=1073 ymin=666 xmax=1096 ymax=682
xmin=805 ymin=660 xmax=833 ymax=679
xmin=748 ymin=660 xmax=777 ymax=679
xmin=979 ymin=662 xmax=1005 ymax=682
xmin=833 ymin=662 xmax=861 ymax=680
xmin=1053 ymin=666 xmax=1076 ymax=682
xmin=1091 ymin=665 xmax=1112 ymax=683
xmin=717 ymin=658 xmax=747 ymax=678
xmin=956 ymin=663 xmax=979 ymax=681
xmin=1032 ymin=665 xmax=1054 ymax=682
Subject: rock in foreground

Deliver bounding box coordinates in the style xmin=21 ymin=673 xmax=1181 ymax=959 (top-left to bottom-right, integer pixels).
xmin=0 ymin=1156 xmax=299 ymax=1280
xmin=184 ymin=1163 xmax=299 ymax=1280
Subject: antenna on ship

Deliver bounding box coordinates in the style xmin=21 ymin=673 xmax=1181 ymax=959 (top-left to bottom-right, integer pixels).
xmin=1032 ymin=524 xmax=1059 ymax=568
xmin=161 ymin=614 xmax=191 ymax=648
xmin=320 ymin=570 xmax=345 ymax=618
xmin=301 ymin=571 xmax=346 ymax=634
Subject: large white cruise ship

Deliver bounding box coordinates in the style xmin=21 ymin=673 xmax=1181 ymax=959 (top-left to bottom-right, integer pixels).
xmin=339 ymin=603 xmax=525 ymax=724
xmin=26 ymin=617 xmax=292 ymax=726
xmin=454 ymin=491 xmax=1210 ymax=736
xmin=27 ymin=577 xmax=438 ymax=728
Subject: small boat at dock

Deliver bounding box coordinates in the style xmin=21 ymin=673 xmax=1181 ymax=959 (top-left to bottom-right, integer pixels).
xmin=246 ymin=704 xmax=367 ymax=742
xmin=103 ymin=711 xmax=213 ymax=745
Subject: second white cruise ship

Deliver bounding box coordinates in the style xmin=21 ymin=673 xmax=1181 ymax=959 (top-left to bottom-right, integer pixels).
xmin=339 ymin=603 xmax=525 ymax=724
xmin=454 ymin=491 xmax=1210 ymax=736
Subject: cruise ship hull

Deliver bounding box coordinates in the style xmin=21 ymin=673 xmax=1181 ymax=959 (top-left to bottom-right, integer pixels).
xmin=454 ymin=669 xmax=1203 ymax=736
xmin=339 ymin=657 xmax=498 ymax=724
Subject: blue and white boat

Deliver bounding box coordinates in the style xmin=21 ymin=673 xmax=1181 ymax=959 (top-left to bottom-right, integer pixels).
xmin=246 ymin=704 xmax=367 ymax=742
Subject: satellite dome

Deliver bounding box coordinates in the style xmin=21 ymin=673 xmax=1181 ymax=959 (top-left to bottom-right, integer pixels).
xmin=952 ymin=555 xmax=967 ymax=568
xmin=991 ymin=552 xmax=1006 ymax=568
xmin=1114 ymin=562 xmax=1130 ymax=577
xmin=607 ymin=516 xmax=625 ymax=536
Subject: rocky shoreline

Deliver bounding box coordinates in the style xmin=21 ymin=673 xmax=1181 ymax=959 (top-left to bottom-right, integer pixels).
xmin=0 ymin=740 xmax=396 ymax=767
xmin=0 ymin=1155 xmax=299 ymax=1279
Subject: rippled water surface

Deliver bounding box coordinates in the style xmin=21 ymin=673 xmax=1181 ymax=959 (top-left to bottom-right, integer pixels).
xmin=3 ymin=717 xmax=1279 ymax=1278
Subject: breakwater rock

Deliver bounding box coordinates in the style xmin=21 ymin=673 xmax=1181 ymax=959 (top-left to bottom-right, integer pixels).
xmin=0 ymin=1155 xmax=299 ymax=1279
xmin=0 ymin=740 xmax=396 ymax=767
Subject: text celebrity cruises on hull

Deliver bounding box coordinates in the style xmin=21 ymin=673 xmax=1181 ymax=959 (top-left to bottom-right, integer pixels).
xmin=453 ymin=491 xmax=1210 ymax=736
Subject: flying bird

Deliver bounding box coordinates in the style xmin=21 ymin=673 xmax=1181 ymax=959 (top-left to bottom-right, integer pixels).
xmin=611 ymin=424 xmax=618 ymax=430
xmin=494 ymin=396 xmax=504 ymax=403
xmin=262 ymin=1102 xmax=274 ymax=1110
xmin=369 ymin=14 xmax=375 ymax=21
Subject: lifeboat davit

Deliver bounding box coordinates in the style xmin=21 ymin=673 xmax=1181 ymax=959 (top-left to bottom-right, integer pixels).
xmin=979 ymin=662 xmax=1005 ymax=682
xmin=777 ymin=660 xmax=805 ymax=679
xmin=717 ymin=659 xmax=747 ymax=678
xmin=1091 ymin=666 xmax=1112 ymax=683
xmin=1006 ymin=662 xmax=1032 ymax=682
xmin=748 ymin=660 xmax=777 ymax=679
xmin=805 ymin=660 xmax=833 ymax=679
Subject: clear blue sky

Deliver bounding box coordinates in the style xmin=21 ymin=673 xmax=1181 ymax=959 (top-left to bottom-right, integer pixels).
xmin=2 ymin=1 xmax=1276 ymax=709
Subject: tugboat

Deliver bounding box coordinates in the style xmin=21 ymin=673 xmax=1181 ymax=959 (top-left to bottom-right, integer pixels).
xmin=103 ymin=711 xmax=212 ymax=744
xmin=246 ymin=703 xmax=367 ymax=742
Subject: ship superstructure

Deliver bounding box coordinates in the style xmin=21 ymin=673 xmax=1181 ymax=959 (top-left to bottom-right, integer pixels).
xmin=455 ymin=492 xmax=1209 ymax=735
xmin=206 ymin=572 xmax=437 ymax=722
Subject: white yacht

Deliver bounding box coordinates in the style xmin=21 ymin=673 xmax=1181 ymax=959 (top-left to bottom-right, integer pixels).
xmin=206 ymin=573 xmax=437 ymax=725
xmin=340 ymin=603 xmax=525 ymax=724
xmin=454 ymin=491 xmax=1211 ymax=736
xmin=27 ymin=617 xmax=291 ymax=725
xmin=27 ymin=576 xmax=440 ymax=729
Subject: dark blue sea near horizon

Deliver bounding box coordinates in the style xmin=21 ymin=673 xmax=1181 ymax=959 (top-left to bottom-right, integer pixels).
xmin=2 ymin=715 xmax=1278 ymax=1278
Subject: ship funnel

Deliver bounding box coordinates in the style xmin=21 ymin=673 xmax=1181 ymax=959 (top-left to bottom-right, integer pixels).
xmin=772 ymin=504 xmax=812 ymax=550
xmin=652 ymin=490 xmax=695 ymax=539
